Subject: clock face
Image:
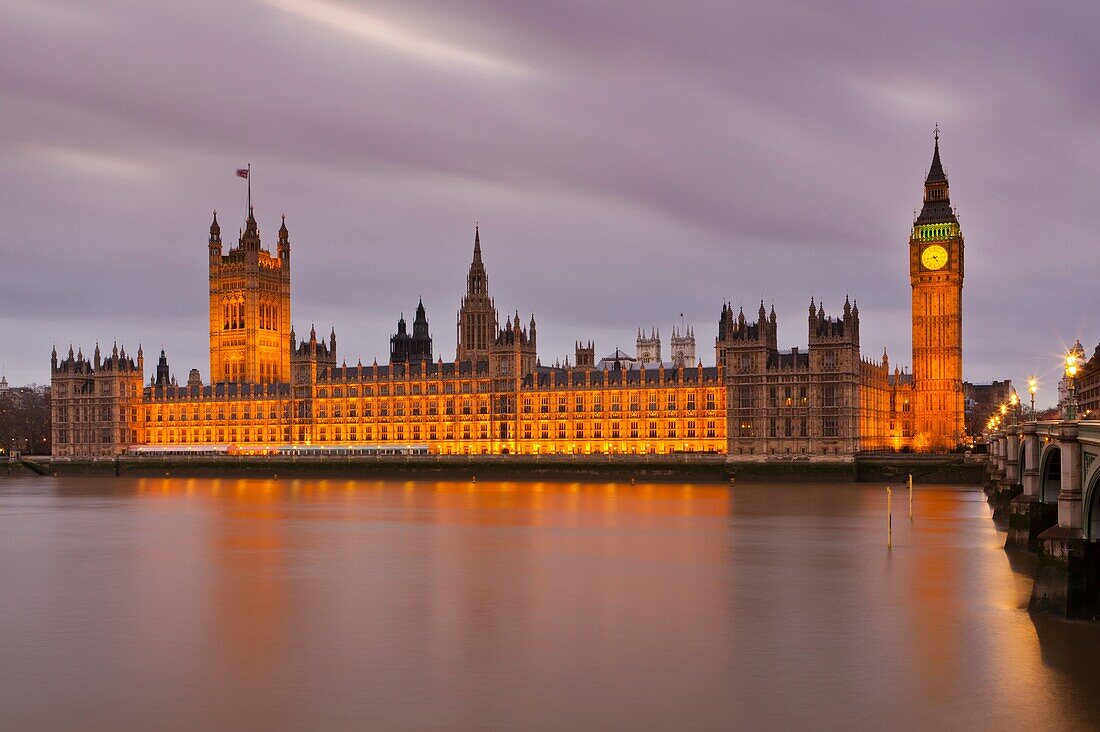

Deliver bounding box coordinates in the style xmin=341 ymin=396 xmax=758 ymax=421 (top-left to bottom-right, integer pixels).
xmin=921 ymin=244 xmax=948 ymax=270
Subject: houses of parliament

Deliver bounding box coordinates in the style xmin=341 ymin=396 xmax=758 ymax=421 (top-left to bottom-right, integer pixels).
xmin=51 ymin=136 xmax=965 ymax=458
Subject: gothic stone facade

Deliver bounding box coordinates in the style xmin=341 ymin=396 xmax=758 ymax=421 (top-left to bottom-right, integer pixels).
xmin=50 ymin=137 xmax=963 ymax=458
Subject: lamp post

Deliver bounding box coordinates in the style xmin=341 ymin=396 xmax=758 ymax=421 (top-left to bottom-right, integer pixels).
xmin=1009 ymin=391 xmax=1019 ymax=426
xmin=1065 ymin=352 xmax=1080 ymax=421
xmin=1027 ymin=375 xmax=1038 ymax=419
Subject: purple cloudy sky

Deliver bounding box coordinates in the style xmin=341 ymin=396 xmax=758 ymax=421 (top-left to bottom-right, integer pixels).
xmin=2 ymin=0 xmax=1097 ymax=402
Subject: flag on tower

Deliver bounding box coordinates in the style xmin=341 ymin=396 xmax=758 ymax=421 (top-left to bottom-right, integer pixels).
xmin=236 ymin=168 xmax=249 ymax=179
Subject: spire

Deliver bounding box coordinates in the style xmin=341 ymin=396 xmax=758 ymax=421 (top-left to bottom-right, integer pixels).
xmin=209 ymin=210 xmax=221 ymax=243
xmin=278 ymin=214 xmax=290 ymax=252
xmin=925 ymin=125 xmax=946 ymax=184
xmin=473 ymin=224 xmax=482 ymax=264
xmin=916 ymin=126 xmax=957 ymax=225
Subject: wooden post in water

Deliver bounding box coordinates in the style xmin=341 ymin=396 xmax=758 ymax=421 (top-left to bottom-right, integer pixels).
xmin=887 ymin=486 xmax=893 ymax=548
xmin=908 ymin=474 xmax=913 ymax=520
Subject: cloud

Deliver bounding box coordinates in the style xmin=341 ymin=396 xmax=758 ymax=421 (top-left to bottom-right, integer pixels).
xmin=254 ymin=0 xmax=526 ymax=76
xmin=20 ymin=143 xmax=155 ymax=179
xmin=0 ymin=0 xmax=1097 ymax=396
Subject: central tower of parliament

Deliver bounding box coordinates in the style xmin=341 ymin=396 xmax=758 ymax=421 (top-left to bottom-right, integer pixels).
xmin=51 ymin=136 xmax=963 ymax=458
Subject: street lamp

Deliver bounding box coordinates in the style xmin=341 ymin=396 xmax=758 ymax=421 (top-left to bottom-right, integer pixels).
xmin=1027 ymin=375 xmax=1038 ymax=419
xmin=1065 ymin=352 xmax=1080 ymax=420
xmin=1009 ymin=392 xmax=1019 ymax=425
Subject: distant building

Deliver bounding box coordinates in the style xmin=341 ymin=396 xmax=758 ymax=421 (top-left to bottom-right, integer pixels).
xmin=1075 ymin=341 xmax=1100 ymax=420
xmin=670 ymin=325 xmax=696 ymax=367
xmin=636 ymin=329 xmax=661 ymax=364
xmin=1060 ymin=339 xmax=1088 ymax=417
xmin=964 ymin=380 xmax=1015 ymax=435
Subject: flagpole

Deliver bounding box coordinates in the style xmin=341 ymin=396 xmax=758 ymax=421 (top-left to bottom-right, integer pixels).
xmin=247 ymin=162 xmax=252 ymax=213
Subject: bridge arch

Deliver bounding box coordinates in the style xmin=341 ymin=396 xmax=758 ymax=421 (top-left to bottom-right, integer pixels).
xmin=1085 ymin=456 xmax=1100 ymax=540
xmin=1039 ymin=443 xmax=1061 ymax=504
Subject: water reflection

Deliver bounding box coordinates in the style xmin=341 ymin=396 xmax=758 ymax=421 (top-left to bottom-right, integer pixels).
xmin=1 ymin=477 xmax=1099 ymax=729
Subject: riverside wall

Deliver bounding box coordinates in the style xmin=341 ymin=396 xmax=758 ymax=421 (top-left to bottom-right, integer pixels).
xmin=10 ymin=454 xmax=986 ymax=484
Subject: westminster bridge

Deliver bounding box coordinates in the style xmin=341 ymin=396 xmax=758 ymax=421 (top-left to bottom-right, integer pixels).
xmin=985 ymin=419 xmax=1100 ymax=617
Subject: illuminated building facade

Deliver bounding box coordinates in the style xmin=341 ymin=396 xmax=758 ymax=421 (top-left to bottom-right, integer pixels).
xmin=909 ymin=130 xmax=965 ymax=450
xmin=208 ymin=208 xmax=291 ymax=385
xmin=49 ymin=134 xmax=965 ymax=458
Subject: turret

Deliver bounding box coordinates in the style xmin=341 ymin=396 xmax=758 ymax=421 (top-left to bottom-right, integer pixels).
xmin=94 ymin=342 xmax=101 ymax=369
xmin=209 ymin=210 xmax=222 ymax=263
xmin=241 ymin=207 xmax=260 ymax=251
xmin=51 ymin=345 xmax=58 ymax=372
xmin=155 ymin=349 xmax=170 ymax=387
xmin=329 ymin=327 xmax=337 ymax=359
xmin=278 ymin=214 xmax=290 ymax=266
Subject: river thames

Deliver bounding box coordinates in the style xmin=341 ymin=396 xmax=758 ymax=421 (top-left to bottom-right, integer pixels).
xmin=2 ymin=476 xmax=1099 ymax=730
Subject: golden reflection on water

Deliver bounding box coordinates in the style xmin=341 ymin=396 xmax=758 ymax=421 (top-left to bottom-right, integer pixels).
xmin=5 ymin=478 xmax=1100 ymax=729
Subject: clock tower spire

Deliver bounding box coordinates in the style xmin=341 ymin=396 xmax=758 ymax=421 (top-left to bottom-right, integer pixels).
xmin=910 ymin=127 xmax=964 ymax=451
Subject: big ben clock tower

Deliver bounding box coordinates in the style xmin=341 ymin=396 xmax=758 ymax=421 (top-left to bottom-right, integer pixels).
xmin=910 ymin=128 xmax=964 ymax=450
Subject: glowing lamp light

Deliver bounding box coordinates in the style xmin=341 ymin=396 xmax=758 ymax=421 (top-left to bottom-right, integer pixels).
xmin=1066 ymin=353 xmax=1079 ymax=378
xmin=999 ymin=404 xmax=1007 ymax=416
xmin=1009 ymin=393 xmax=1018 ymax=407
xmin=1028 ymin=376 xmax=1038 ymax=395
